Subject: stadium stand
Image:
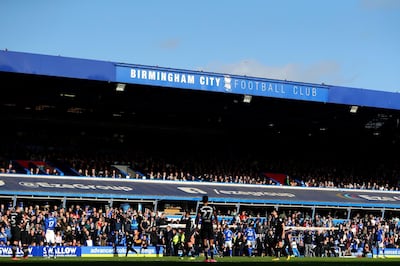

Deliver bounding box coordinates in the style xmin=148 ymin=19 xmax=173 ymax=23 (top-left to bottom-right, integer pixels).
xmin=1 ymin=50 xmax=400 ymax=258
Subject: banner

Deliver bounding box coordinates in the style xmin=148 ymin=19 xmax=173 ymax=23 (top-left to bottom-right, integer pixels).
xmin=372 ymin=248 xmax=400 ymax=257
xmin=0 ymin=245 xmax=162 ymax=257
xmin=1 ymin=174 xmax=400 ymax=208
xmin=0 ymin=246 xmax=33 ymax=257
xmin=80 ymin=246 xmax=164 ymax=257
xmin=116 ymin=65 xmax=329 ymax=103
xmin=0 ymin=246 xmax=80 ymax=257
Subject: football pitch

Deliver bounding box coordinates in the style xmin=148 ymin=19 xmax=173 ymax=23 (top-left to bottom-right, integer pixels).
xmin=1 ymin=256 xmax=400 ymax=266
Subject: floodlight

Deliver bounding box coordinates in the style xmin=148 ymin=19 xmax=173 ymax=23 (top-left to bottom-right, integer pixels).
xmin=116 ymin=83 xmax=126 ymax=92
xmin=350 ymin=105 xmax=358 ymax=113
xmin=243 ymin=95 xmax=252 ymax=103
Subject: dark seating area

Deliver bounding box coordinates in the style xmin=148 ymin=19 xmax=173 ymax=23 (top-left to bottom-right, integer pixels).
xmin=1 ymin=139 xmax=399 ymax=191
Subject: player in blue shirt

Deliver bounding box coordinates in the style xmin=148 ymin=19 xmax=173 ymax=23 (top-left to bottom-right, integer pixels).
xmin=223 ymin=224 xmax=234 ymax=257
xmin=375 ymin=223 xmax=386 ymax=258
xmin=244 ymin=223 xmax=256 ymax=256
xmin=44 ymin=211 xmax=58 ymax=258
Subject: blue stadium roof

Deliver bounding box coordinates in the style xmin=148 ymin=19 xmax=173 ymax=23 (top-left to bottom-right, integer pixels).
xmin=1 ymin=50 xmax=400 ymax=110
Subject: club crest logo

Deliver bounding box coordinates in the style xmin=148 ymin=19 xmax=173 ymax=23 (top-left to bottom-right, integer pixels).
xmin=224 ymin=75 xmax=232 ymax=92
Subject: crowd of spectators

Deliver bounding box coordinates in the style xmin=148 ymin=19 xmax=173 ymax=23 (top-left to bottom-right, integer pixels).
xmin=1 ymin=145 xmax=399 ymax=191
xmin=1 ymin=201 xmax=400 ymax=258
xmin=1 ymin=141 xmax=399 ymax=258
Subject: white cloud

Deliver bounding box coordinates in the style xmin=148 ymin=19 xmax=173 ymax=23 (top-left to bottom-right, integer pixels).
xmin=360 ymin=0 xmax=400 ymax=10
xmin=159 ymin=38 xmax=180 ymax=50
xmin=203 ymin=59 xmax=349 ymax=86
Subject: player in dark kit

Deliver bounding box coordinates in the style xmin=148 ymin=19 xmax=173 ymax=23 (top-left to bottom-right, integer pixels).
xmin=180 ymin=210 xmax=195 ymax=258
xmin=195 ymin=195 xmax=219 ymax=263
xmin=125 ymin=231 xmax=138 ymax=257
xmin=20 ymin=212 xmax=31 ymax=259
xmin=10 ymin=206 xmax=23 ymax=260
xmin=270 ymin=209 xmax=288 ymax=261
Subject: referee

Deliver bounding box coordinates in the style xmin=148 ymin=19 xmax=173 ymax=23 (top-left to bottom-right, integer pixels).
xmin=271 ymin=209 xmax=287 ymax=261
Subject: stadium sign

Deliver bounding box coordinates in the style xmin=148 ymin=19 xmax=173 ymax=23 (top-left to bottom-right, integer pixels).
xmin=18 ymin=181 xmax=133 ymax=191
xmin=177 ymin=186 xmax=295 ymax=198
xmin=80 ymin=246 xmax=163 ymax=257
xmin=2 ymin=174 xmax=400 ymax=208
xmin=0 ymin=246 xmax=80 ymax=257
xmin=0 ymin=246 xmax=34 ymax=256
xmin=0 ymin=246 xmax=162 ymax=257
xmin=116 ymin=65 xmax=329 ymax=103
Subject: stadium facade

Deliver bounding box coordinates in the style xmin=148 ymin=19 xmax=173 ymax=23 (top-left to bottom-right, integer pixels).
xmin=1 ymin=50 xmax=400 ymax=219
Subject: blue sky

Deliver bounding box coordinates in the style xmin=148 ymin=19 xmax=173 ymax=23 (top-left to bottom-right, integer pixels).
xmin=1 ymin=0 xmax=399 ymax=92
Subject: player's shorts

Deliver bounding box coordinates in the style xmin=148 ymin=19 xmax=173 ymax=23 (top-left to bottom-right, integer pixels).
xmin=224 ymin=240 xmax=233 ymax=249
xmin=200 ymin=223 xmax=214 ymax=240
xmin=10 ymin=227 xmax=21 ymax=243
xmin=246 ymin=240 xmax=256 ymax=247
xmin=378 ymin=242 xmax=384 ymax=248
xmin=274 ymin=235 xmax=283 ymax=242
xmin=46 ymin=229 xmax=56 ymax=244
xmin=21 ymin=231 xmax=29 ymax=245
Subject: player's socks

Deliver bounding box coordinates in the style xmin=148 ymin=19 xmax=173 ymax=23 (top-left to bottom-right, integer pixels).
xmin=11 ymin=245 xmax=17 ymax=258
xmin=275 ymin=247 xmax=281 ymax=258
xmin=23 ymin=247 xmax=29 ymax=258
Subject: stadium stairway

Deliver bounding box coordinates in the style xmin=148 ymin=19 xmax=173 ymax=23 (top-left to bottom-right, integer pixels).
xmin=112 ymin=164 xmax=145 ymax=179
xmin=263 ymin=172 xmax=287 ymax=185
xmin=14 ymin=160 xmax=64 ymax=175
xmin=48 ymin=159 xmax=80 ymax=176
xmin=263 ymin=172 xmax=305 ymax=186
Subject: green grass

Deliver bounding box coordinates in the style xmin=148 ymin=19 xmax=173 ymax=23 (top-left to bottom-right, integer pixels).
xmin=1 ymin=256 xmax=400 ymax=266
